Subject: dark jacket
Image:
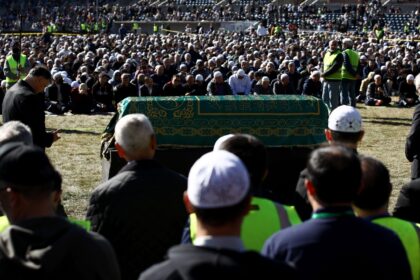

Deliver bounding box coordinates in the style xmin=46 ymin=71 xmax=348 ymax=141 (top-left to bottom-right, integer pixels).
xmin=302 ymin=78 xmax=322 ymax=98
xmin=262 ymin=207 xmax=412 ymax=280
xmin=207 ymin=81 xmax=233 ymax=96
xmin=139 ymin=84 xmax=163 ymax=97
xmin=86 ymin=159 xmax=187 ymax=280
xmin=393 ymin=178 xmax=420 ymax=223
xmin=0 ymin=217 xmax=120 ymax=280
xmin=406 ymin=104 xmax=420 ymax=179
xmin=273 ymin=81 xmax=296 ymax=95
xmin=139 ymin=244 xmax=297 ymax=280
xmin=2 ymin=80 xmax=54 ymax=149
xmin=114 ymin=83 xmax=138 ymax=103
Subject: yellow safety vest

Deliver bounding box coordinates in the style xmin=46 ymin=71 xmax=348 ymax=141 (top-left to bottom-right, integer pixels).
xmin=341 ymin=49 xmax=359 ymax=80
xmin=375 ymin=29 xmax=384 ymax=40
xmin=323 ymin=50 xmax=342 ymax=80
xmin=0 ymin=216 xmax=8 ymax=232
xmin=373 ymin=216 xmax=420 ymax=280
xmin=133 ymin=22 xmax=139 ymax=30
xmin=6 ymin=54 xmax=27 ymax=85
xmin=47 ymin=25 xmax=52 ymax=33
xmin=81 ymin=23 xmax=86 ymax=31
xmin=190 ymin=197 xmax=301 ymax=251
xmin=153 ymin=24 xmax=158 ymax=33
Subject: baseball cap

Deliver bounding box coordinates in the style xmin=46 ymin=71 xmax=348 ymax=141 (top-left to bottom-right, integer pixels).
xmin=328 ymin=105 xmax=363 ymax=133
xmin=187 ymin=150 xmax=250 ymax=209
xmin=0 ymin=143 xmax=59 ymax=190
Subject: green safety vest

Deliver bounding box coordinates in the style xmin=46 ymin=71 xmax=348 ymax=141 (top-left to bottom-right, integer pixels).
xmin=190 ymin=197 xmax=301 ymax=251
xmin=153 ymin=24 xmax=158 ymax=33
xmin=94 ymin=23 xmax=99 ymax=32
xmin=102 ymin=21 xmax=107 ymax=30
xmin=375 ymin=29 xmax=384 ymax=40
xmin=274 ymin=26 xmax=282 ymax=34
xmin=81 ymin=23 xmax=86 ymax=31
xmin=0 ymin=216 xmax=91 ymax=233
xmin=323 ymin=50 xmax=342 ymax=80
xmin=6 ymin=54 xmax=27 ymax=85
xmin=47 ymin=25 xmax=52 ymax=33
xmin=133 ymin=22 xmax=139 ymax=30
xmin=341 ymin=49 xmax=359 ymax=80
xmin=373 ymin=217 xmax=420 ymax=280
xmin=51 ymin=24 xmax=57 ymax=32
xmin=404 ymin=25 xmax=410 ymax=33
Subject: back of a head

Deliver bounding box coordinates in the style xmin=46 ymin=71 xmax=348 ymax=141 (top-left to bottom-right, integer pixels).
xmin=353 ymin=156 xmax=392 ymax=211
xmin=28 ymin=65 xmax=52 ymax=80
xmin=188 ymin=150 xmax=250 ymax=226
xmin=306 ymin=145 xmax=361 ymax=205
xmin=0 ymin=121 xmax=33 ymax=145
xmin=115 ymin=113 xmax=154 ymax=158
xmin=0 ymin=142 xmax=60 ymax=198
xmin=328 ymin=105 xmax=363 ymax=146
xmin=218 ymin=134 xmax=268 ymax=192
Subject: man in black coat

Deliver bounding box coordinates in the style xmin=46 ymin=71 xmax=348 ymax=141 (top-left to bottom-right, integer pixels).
xmin=139 ymin=151 xmax=297 ymax=280
xmin=86 ymin=114 xmax=187 ymax=280
xmin=2 ymin=66 xmax=60 ymax=150
xmin=405 ymin=74 xmax=420 ymax=180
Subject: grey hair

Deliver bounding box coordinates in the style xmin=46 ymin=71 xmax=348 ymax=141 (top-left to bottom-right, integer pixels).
xmin=115 ymin=114 xmax=154 ymax=157
xmin=343 ymin=38 xmax=353 ymax=48
xmin=0 ymin=121 xmax=33 ymax=145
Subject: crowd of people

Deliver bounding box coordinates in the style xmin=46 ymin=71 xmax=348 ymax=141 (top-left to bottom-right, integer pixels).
xmin=1 ymin=1 xmax=420 ymax=279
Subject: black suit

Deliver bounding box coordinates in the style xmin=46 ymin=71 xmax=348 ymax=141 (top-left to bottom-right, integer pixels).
xmin=405 ymin=104 xmax=420 ymax=179
xmin=139 ymin=84 xmax=163 ymax=96
xmin=86 ymin=159 xmax=187 ymax=280
xmin=2 ymin=80 xmax=53 ymax=149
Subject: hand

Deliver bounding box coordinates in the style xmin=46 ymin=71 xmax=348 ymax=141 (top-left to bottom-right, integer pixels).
xmin=52 ymin=129 xmax=61 ymax=142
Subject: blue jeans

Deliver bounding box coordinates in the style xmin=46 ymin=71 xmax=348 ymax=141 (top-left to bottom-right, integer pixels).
xmin=322 ymin=80 xmax=341 ymax=111
xmin=341 ymin=79 xmax=356 ymax=107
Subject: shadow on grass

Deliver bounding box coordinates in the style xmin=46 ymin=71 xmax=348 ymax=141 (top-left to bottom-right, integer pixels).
xmin=363 ymin=120 xmax=411 ymax=126
xmin=364 ymin=116 xmax=412 ymax=122
xmin=57 ymin=129 xmax=102 ymax=135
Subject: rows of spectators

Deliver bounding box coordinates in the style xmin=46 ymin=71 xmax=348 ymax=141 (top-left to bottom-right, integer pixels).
xmin=0 ymin=1 xmax=418 ymax=34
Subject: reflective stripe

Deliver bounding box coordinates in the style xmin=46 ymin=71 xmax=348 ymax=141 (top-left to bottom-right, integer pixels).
xmin=341 ymin=49 xmax=359 ymax=80
xmin=0 ymin=216 xmax=9 ymax=233
xmin=373 ymin=217 xmax=420 ymax=280
xmin=323 ymin=50 xmax=342 ymax=80
xmin=6 ymin=54 xmax=27 ymax=84
xmin=190 ymin=197 xmax=301 ymax=251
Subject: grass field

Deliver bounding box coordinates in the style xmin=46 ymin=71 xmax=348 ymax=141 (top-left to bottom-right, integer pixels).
xmin=41 ymin=104 xmax=414 ymax=219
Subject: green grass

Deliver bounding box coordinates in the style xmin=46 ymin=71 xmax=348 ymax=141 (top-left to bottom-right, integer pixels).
xmin=17 ymin=104 xmax=416 ymax=219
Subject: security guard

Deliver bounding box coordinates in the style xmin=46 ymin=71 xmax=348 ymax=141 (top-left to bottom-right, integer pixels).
xmin=4 ymin=42 xmax=30 ymax=89
xmin=153 ymin=23 xmax=158 ymax=34
xmin=322 ymin=39 xmax=343 ymax=110
xmin=341 ymin=38 xmax=360 ymax=107
xmin=132 ymin=22 xmax=139 ymax=35
xmin=80 ymin=22 xmax=87 ymax=34
xmin=354 ymin=156 xmax=420 ymax=280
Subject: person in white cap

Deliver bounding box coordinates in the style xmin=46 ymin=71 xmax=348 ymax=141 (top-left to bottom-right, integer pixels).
xmin=398 ymin=74 xmax=418 ymax=107
xmin=139 ymin=150 xmax=297 ymax=280
xmin=294 ymin=105 xmax=364 ymax=220
xmin=228 ymin=69 xmax=252 ymax=95
xmin=207 ymin=71 xmax=232 ymax=96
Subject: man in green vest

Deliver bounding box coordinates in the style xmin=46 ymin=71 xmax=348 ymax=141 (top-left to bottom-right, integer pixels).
xmin=374 ymin=24 xmax=384 ymax=41
xmin=4 ymin=42 xmax=30 ymax=89
xmin=404 ymin=23 xmax=410 ymax=35
xmin=184 ymin=134 xmax=301 ymax=251
xmin=132 ymin=22 xmax=139 ymax=35
xmin=94 ymin=22 xmax=99 ymax=33
xmin=153 ymin=23 xmax=158 ymax=34
xmin=341 ymin=38 xmax=360 ymax=107
xmin=353 ymin=156 xmax=420 ymax=280
xmin=322 ymin=39 xmax=343 ymax=110
xmin=80 ymin=22 xmax=87 ymax=34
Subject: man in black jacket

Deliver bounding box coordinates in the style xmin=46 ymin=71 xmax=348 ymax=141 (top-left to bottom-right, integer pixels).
xmin=0 ymin=143 xmax=120 ymax=280
xmin=2 ymin=66 xmax=60 ymax=150
xmin=405 ymin=74 xmax=420 ymax=180
xmin=139 ymin=151 xmax=297 ymax=280
xmin=86 ymin=113 xmax=187 ymax=280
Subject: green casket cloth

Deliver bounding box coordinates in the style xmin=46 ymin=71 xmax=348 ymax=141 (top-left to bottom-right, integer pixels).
xmin=105 ymin=95 xmax=329 ymax=147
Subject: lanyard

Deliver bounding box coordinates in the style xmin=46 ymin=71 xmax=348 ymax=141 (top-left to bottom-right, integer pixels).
xmin=311 ymin=210 xmax=354 ymax=220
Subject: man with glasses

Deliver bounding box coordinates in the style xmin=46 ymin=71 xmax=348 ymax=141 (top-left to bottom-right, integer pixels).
xmin=2 ymin=66 xmax=60 ymax=150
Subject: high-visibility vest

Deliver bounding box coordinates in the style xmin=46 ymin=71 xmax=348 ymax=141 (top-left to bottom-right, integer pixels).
xmin=373 ymin=216 xmax=420 ymax=280
xmin=6 ymin=54 xmax=27 ymax=85
xmin=0 ymin=216 xmax=91 ymax=233
xmin=341 ymin=49 xmax=359 ymax=80
xmin=375 ymin=29 xmax=384 ymax=40
xmin=153 ymin=24 xmax=158 ymax=33
xmin=190 ymin=197 xmax=301 ymax=251
xmin=0 ymin=216 xmax=8 ymax=232
xmin=274 ymin=26 xmax=282 ymax=34
xmin=101 ymin=21 xmax=107 ymax=30
xmin=404 ymin=24 xmax=410 ymax=33
xmin=81 ymin=23 xmax=87 ymax=31
xmin=133 ymin=22 xmax=139 ymax=30
xmin=323 ymin=50 xmax=342 ymax=80
xmin=51 ymin=24 xmax=57 ymax=32
xmin=94 ymin=23 xmax=99 ymax=32
xmin=47 ymin=25 xmax=52 ymax=33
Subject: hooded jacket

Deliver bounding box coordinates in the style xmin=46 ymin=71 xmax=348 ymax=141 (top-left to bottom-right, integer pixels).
xmin=0 ymin=217 xmax=120 ymax=280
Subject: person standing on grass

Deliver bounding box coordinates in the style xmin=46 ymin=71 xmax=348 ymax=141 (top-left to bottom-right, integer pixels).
xmin=2 ymin=66 xmax=60 ymax=150
xmin=322 ymin=40 xmax=343 ymax=110
xmin=140 ymin=150 xmax=297 ymax=280
xmin=0 ymin=143 xmax=120 ymax=280
xmin=86 ymin=113 xmax=187 ymax=280
xmin=263 ymin=145 xmax=411 ymax=280
xmin=354 ymin=156 xmax=420 ymax=280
